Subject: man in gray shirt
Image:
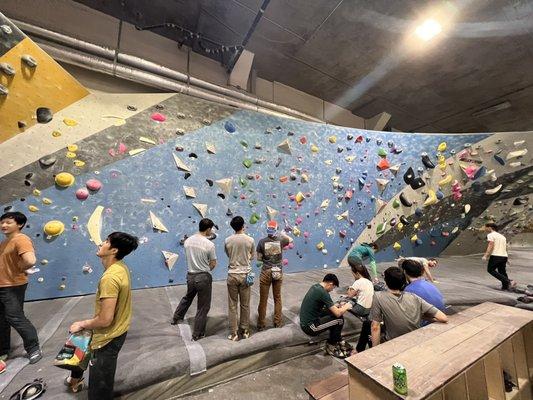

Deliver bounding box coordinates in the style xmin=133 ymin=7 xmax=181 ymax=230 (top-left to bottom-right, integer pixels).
xmin=370 ymin=267 xmax=447 ymax=346
xmin=172 ymin=218 xmax=217 ymax=340
xmin=225 ymin=216 xmax=255 ymax=341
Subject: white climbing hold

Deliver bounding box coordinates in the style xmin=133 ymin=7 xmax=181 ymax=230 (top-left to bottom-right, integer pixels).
xmin=87 ymin=205 xmax=104 ymax=245
xmin=205 ymin=142 xmax=216 ymax=154
xmin=376 ymin=178 xmax=389 ymax=191
xmin=506 ymin=149 xmax=527 ymax=160
xmin=183 ymin=186 xmax=196 ymax=198
xmin=337 ymin=210 xmax=349 ymax=221
xmin=485 ymin=184 xmax=503 ymax=195
xmin=215 ymin=178 xmax=232 ymax=195
xmin=162 ymin=251 xmax=179 ymax=271
xmin=389 ymin=164 xmax=400 ymax=175
xmin=192 ymin=203 xmax=208 ymax=218
xmin=320 ymin=199 xmax=330 ymax=210
xmin=266 ymin=206 xmax=278 ymax=220
xmin=150 ymin=211 xmax=169 ymax=232
xmin=173 ymin=154 xmax=191 ymax=172
xmin=464 ymin=204 xmax=471 ymax=214
xmin=277 ymin=139 xmax=292 ymax=155
xmin=375 ymin=198 xmax=387 ymax=214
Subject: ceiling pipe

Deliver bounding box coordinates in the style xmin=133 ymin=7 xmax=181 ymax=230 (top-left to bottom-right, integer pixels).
xmin=13 ymin=19 xmax=323 ymax=123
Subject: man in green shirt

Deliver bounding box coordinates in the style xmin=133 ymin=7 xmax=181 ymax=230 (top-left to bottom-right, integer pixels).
xmin=300 ymin=274 xmax=353 ymax=358
xmin=66 ymin=232 xmax=138 ymax=399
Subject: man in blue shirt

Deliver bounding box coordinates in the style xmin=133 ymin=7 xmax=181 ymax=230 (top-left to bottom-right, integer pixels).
xmin=401 ymin=259 xmax=445 ymax=311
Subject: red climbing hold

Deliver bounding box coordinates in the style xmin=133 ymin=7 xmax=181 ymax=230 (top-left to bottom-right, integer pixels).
xmin=355 ymin=135 xmax=363 ymax=143
xmin=299 ymin=136 xmax=307 ymax=144
xmin=377 ymin=158 xmax=390 ymax=171
xmin=151 ymin=113 xmax=166 ymax=122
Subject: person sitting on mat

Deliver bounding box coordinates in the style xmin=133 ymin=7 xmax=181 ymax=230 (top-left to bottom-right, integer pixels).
xmin=300 ymin=274 xmax=354 ymax=358
xmin=66 ymin=232 xmax=138 ymax=398
xmin=345 ymin=264 xmax=374 ymax=353
xmin=347 ymin=242 xmax=379 ymax=283
xmin=396 ymin=256 xmax=438 ymax=282
xmin=370 ymin=267 xmax=448 ymax=347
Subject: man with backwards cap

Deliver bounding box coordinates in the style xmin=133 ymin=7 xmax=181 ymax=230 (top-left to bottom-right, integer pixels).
xmin=256 ymin=220 xmax=293 ymax=331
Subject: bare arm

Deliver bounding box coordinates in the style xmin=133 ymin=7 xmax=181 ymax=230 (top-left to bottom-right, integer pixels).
xmin=432 ymin=310 xmax=448 ymax=323
xmin=347 ymin=287 xmax=358 ymax=297
xmin=20 ymin=251 xmax=37 ymax=269
xmin=371 ymin=321 xmax=381 ymax=346
xmin=329 ymin=303 xmax=352 ymax=318
xmin=209 ymin=259 xmax=217 ymax=271
xmin=70 ymin=297 xmax=118 ymax=332
xmin=484 ymin=242 xmax=494 ymax=259
xmin=280 ymin=231 xmax=293 ymax=244
xmin=423 ymin=263 xmax=434 ymax=282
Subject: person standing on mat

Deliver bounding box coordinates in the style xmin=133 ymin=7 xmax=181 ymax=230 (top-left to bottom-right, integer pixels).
xmin=397 ymin=256 xmax=438 ymax=282
xmin=224 ymin=216 xmax=255 ymax=341
xmin=0 ymin=212 xmax=42 ymax=365
xmin=66 ymin=231 xmax=138 ymax=398
xmin=172 ymin=218 xmax=217 ymax=340
xmin=256 ymin=220 xmax=292 ymax=330
xmin=300 ymin=274 xmax=353 ymax=358
xmin=483 ymin=223 xmax=516 ymax=291
xmin=347 ymin=242 xmax=379 ymax=283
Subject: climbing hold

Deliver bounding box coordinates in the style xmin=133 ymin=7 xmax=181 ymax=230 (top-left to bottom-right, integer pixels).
xmin=410 ymin=234 xmax=418 ymax=243
xmin=0 ymin=62 xmax=15 ymax=76
xmin=377 ymin=148 xmax=387 ymax=157
xmin=18 ymin=120 xmax=27 ymax=129
xmin=36 ymin=107 xmax=53 ymax=123
xmin=87 ymin=206 xmax=104 ymax=245
xmin=393 ymin=242 xmax=401 ymax=251
xmin=173 ymin=154 xmax=191 ymax=172
xmin=150 ymin=211 xmax=169 ymax=232
xmin=215 ymin=178 xmax=232 ymax=195
xmin=55 ymin=172 xmax=75 ymax=187
xmin=266 ymin=206 xmax=278 ymax=220
xmin=44 ymin=220 xmax=65 ymax=237
xmin=21 ymin=54 xmax=38 ymax=68
xmin=376 ymin=222 xmax=387 ymax=235
xmin=293 ymin=226 xmax=301 ymax=237
xmin=485 ymin=184 xmax=503 ymax=195
xmin=328 ymin=136 xmax=337 ymax=144
xmin=226 ymin=208 xmax=233 ymax=216
xmin=316 ymin=241 xmax=325 ymax=250
xmin=0 ymin=83 xmax=8 ymax=96
xmin=415 ymin=208 xmax=424 ymax=217
xmin=423 ymin=190 xmax=437 ymax=206
xmin=39 ymin=156 xmax=57 ymax=168
xmin=295 ymin=192 xmax=305 ymax=203
xmin=205 ymin=142 xmax=216 ymax=154
xmin=32 ymin=189 xmax=41 ymax=197
xmin=86 ymin=179 xmax=102 ymax=192
xmin=183 ymin=186 xmax=196 ymax=198
xmin=277 ymin=139 xmax=292 ymax=155
xmin=151 ymin=113 xmax=166 ymax=122
xmin=400 ymin=215 xmax=410 ymax=225
xmin=437 ymin=142 xmax=447 ymax=152
xmin=192 ymin=203 xmax=208 ymax=218
xmin=389 ymin=164 xmax=400 ymax=175
xmin=28 ymin=205 xmax=39 ymax=213
xmin=224 ymin=121 xmax=236 ymax=133
xmin=436 ymin=189 xmax=444 ymax=200
xmin=249 ymin=212 xmax=260 ymax=224
xmin=162 ymin=251 xmax=179 ymax=271
xmin=129 ymin=148 xmax=146 ymax=156
xmin=310 ymin=144 xmax=319 ymax=153
xmin=506 ymin=149 xmax=527 ymax=160
xmin=403 ymin=167 xmax=414 ymax=184
xmin=410 ymin=177 xmax=425 ymax=190
xmin=42 ymin=198 xmax=53 ymax=205
xmin=473 ymin=166 xmax=487 ymax=180
xmin=75 ymin=188 xmax=89 ymax=200
xmin=243 ymin=159 xmax=253 ymax=169
xmin=438 ymin=175 xmax=452 ymax=186
xmin=399 ymin=192 xmax=412 ymax=207
xmin=345 ymin=190 xmax=353 ymax=200
xmin=299 ymin=136 xmax=307 ymax=145
xmin=376 ymin=178 xmax=389 ymax=191
xmin=67 ymin=144 xmax=78 ymax=153
xmin=63 ymin=118 xmax=78 ymax=127
xmin=392 ymin=199 xmax=400 ymax=209
xmin=493 ymin=154 xmax=505 ymax=165
xmin=377 ymin=158 xmax=390 ymax=171
xmin=375 ymin=198 xmax=387 ymax=214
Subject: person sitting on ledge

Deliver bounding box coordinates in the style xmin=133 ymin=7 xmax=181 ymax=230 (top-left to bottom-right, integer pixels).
xmin=370 ymin=267 xmax=448 ymax=347
xmin=300 ymin=274 xmax=353 ymax=358
xmin=396 ymin=256 xmax=438 ymax=282
xmin=346 ymin=264 xmax=374 ymax=353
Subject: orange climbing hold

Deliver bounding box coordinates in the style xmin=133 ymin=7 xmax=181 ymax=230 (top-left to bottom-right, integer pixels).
xmin=279 ymin=176 xmax=288 ymax=183
xmin=377 ymin=158 xmax=390 ymax=170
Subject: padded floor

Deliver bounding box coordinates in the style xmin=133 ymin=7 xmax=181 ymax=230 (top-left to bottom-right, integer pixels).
xmin=1 ymin=248 xmax=532 ymax=399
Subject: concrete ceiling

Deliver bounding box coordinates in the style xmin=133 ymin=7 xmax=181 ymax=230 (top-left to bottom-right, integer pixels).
xmin=75 ymin=0 xmax=533 ymax=133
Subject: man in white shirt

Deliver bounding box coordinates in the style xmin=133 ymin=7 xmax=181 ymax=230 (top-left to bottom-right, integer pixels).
xmin=172 ymin=218 xmax=217 ymax=340
xmin=482 ymin=223 xmax=516 ymax=291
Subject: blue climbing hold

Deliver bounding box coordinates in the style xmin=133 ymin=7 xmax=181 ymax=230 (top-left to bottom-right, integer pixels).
xmin=224 ymin=121 xmax=236 ymax=133
xmin=415 ymin=207 xmax=424 ymax=217
xmin=493 ymin=154 xmax=505 ymax=166
xmin=415 ymin=238 xmax=423 ymax=246
xmin=473 ymin=166 xmax=486 ymax=180
xmin=436 ymin=189 xmax=444 ymax=200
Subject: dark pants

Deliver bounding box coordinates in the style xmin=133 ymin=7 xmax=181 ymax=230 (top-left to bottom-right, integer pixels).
xmin=173 ymin=272 xmax=212 ymax=337
xmin=356 ymin=320 xmax=372 ymax=352
xmin=72 ymin=332 xmax=127 ymax=400
xmin=0 ymin=284 xmax=39 ymax=355
xmin=487 ymin=256 xmax=510 ymax=289
xmin=301 ymin=312 xmax=344 ymax=345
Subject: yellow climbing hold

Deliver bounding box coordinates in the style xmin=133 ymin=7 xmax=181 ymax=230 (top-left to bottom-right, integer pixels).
xmin=423 ymin=189 xmax=437 ymax=206
xmin=437 ymin=155 xmax=446 ymax=170
xmin=103 ymin=115 xmax=126 ymax=126
xmin=44 ymin=220 xmax=65 ymax=237
xmin=393 ymin=242 xmax=401 ymax=251
xmin=438 ymin=175 xmax=452 ymax=186
xmin=397 ymin=222 xmax=404 ymax=231
xmin=63 ymin=118 xmax=78 ymax=126
xmin=316 ymin=241 xmax=325 ymax=250
xmin=414 ymin=222 xmax=420 ymax=230
xmin=32 ymin=189 xmax=41 ymax=196
xmin=28 ymin=205 xmax=39 ymax=212
xmin=437 ymin=142 xmax=447 ymax=152
xmin=328 ymin=136 xmax=337 ymax=144
xmin=410 ymin=234 xmax=418 ymax=243
xmin=42 ymin=198 xmax=53 ymax=205
xmin=311 ymin=144 xmax=319 ymax=153
xmin=295 ymin=192 xmax=305 ymax=203
xmin=74 ymin=160 xmax=86 ymax=167
xmin=55 ymin=172 xmax=75 ymax=187
xmin=66 ymin=152 xmax=76 ymax=158
xmin=52 ymin=130 xmax=62 ymax=138
xmin=293 ymin=226 xmax=301 ymax=236
xmin=67 ymin=144 xmax=78 ymax=152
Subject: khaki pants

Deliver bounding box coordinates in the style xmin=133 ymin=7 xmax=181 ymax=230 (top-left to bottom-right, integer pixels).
xmin=227 ymin=273 xmax=251 ymax=334
xmin=257 ymin=269 xmax=283 ymax=328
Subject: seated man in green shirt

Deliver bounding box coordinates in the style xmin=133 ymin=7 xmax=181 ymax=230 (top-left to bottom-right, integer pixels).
xmin=300 ymin=274 xmax=353 ymax=358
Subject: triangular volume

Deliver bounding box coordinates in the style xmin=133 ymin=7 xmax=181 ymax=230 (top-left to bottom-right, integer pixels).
xmin=389 ymin=164 xmax=400 ymax=175
xmin=205 ymin=142 xmax=217 ymax=154
xmin=162 ymin=250 xmax=179 ymax=271
xmin=376 ymin=178 xmax=389 ymax=191
xmin=193 ymin=203 xmax=208 ymax=217
xmin=173 ymin=153 xmax=191 ymax=172
xmin=375 ymin=198 xmax=387 ymax=215
xmin=215 ymin=178 xmax=233 ymax=195
xmin=150 ymin=211 xmax=169 ymax=232
xmin=266 ymin=206 xmax=278 ymax=220
xmin=183 ymin=186 xmax=196 ymax=198
xmin=337 ymin=210 xmax=349 ymax=221
xmin=277 ymin=139 xmax=292 ymax=155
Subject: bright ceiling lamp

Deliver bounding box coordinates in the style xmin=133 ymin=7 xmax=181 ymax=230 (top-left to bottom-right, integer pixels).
xmin=415 ymin=19 xmax=442 ymax=41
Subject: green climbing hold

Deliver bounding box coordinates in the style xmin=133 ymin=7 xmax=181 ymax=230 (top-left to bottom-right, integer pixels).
xmin=240 ymin=140 xmax=249 ymax=148
xmin=239 ymin=177 xmax=247 ymax=187
xmin=392 ymin=199 xmax=400 ymax=209
xmin=249 ymin=199 xmax=258 ymax=206
xmin=243 ymin=159 xmax=252 ymax=168
xmin=377 ymin=148 xmax=387 ymax=157
xmin=249 ymin=212 xmax=261 ymax=224
xmin=376 ymin=222 xmax=387 ymax=235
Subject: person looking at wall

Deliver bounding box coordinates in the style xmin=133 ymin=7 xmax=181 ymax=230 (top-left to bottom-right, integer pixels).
xmin=66 ymin=232 xmax=138 ymax=398
xmin=172 ymin=218 xmax=217 ymax=340
xmin=224 ymin=216 xmax=255 ymax=341
xmin=0 ymin=212 xmax=42 ymax=365
xmin=347 ymin=242 xmax=379 ymax=283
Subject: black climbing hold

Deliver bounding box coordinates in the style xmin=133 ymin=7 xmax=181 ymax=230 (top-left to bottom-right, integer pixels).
xmin=179 ymin=234 xmax=189 ymax=246
xmin=336 ymin=168 xmax=342 ymax=174
xmin=168 ymin=279 xmax=174 ymax=283
xmin=155 ymin=104 xmax=164 ymax=110
xmin=21 ymin=55 xmax=38 ymax=68
xmin=226 ymin=208 xmax=233 ymax=216
xmin=206 ymin=179 xmax=213 ymax=186
xmin=127 ymin=105 xmax=137 ymax=111
xmin=20 ymin=198 xmax=25 ymax=202
xmin=0 ymin=83 xmax=8 ymax=96
xmin=4 ymin=206 xmax=13 ymax=212
xmin=275 ymin=158 xmax=282 ymax=167
xmin=473 ymin=166 xmax=486 ymax=180
xmin=25 ymin=172 xmax=34 ymax=179
xmin=494 ymin=154 xmax=505 ymax=166
xmin=410 ymin=177 xmax=425 ymax=190
xmin=400 ymin=215 xmax=410 ymax=225
xmin=513 ymin=198 xmax=528 ymax=206
xmin=188 ymin=152 xmax=198 ymax=159
xmin=24 ymin=180 xmax=32 ymax=186
xmin=347 ymin=134 xmax=354 ymax=141
xmin=176 ymin=129 xmax=185 ymax=136
xmin=399 ymin=192 xmax=412 ymax=207
xmin=38 ymin=156 xmax=56 ymax=168
xmin=275 ymin=126 xmax=282 ymax=130
xmin=421 ymin=155 xmax=435 ymax=169
xmin=175 ymin=146 xmax=184 ymax=152
xmin=287 ymin=131 xmax=295 ymax=136
xmin=403 ymin=167 xmax=414 ymax=184
xmin=184 ymin=173 xmax=191 ymax=180
xmin=217 ymin=193 xmax=225 ymax=199
xmin=36 ymin=107 xmax=53 ymax=123
xmin=18 ymin=121 xmax=26 ymax=129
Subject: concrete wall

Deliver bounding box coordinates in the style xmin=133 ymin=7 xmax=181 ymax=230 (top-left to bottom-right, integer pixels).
xmin=1 ymin=0 xmax=365 ymax=128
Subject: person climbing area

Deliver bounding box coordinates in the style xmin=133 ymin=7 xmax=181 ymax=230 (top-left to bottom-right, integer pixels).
xmin=347 ymin=242 xmax=379 ymax=284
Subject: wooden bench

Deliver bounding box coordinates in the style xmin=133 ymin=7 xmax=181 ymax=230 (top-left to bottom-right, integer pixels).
xmin=306 ymin=302 xmax=533 ymax=400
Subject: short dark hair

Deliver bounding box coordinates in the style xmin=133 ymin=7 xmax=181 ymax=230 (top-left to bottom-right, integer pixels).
xmin=0 ymin=212 xmax=27 ymax=228
xmin=401 ymin=259 xmax=424 ymax=278
xmin=323 ymin=273 xmax=339 ymax=287
xmin=485 ymin=222 xmax=498 ymax=231
xmin=384 ymin=267 xmax=406 ymax=291
xmin=107 ymin=232 xmax=139 ymax=260
xmin=230 ymin=216 xmax=245 ymax=232
xmin=199 ymin=218 xmax=214 ymax=232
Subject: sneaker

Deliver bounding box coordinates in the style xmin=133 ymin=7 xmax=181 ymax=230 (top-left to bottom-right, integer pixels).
xmin=64 ymin=376 xmax=85 ymax=393
xmin=339 ymin=340 xmax=354 ymax=352
xmin=240 ymin=330 xmax=250 ymax=339
xmin=28 ymin=349 xmax=42 ymax=364
xmin=325 ymin=343 xmax=348 ymax=359
xmin=191 ymin=334 xmax=205 ymax=341
xmin=228 ymin=333 xmax=239 ymax=341
xmin=0 ymin=360 xmax=6 ymax=374
xmin=0 ymin=354 xmax=7 ymax=362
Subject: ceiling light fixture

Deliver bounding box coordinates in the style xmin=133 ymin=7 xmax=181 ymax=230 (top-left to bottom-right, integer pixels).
xmin=415 ymin=19 xmax=442 ymax=41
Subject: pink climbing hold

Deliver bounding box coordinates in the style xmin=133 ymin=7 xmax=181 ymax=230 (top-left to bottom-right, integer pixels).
xmin=118 ymin=143 xmax=127 ymax=154
xmin=345 ymin=190 xmax=353 ymax=200
xmin=282 ymin=258 xmax=289 ymax=266
xmin=295 ymin=216 xmax=303 ymax=225
xmin=75 ymin=188 xmax=89 ymax=200
xmin=86 ymin=179 xmax=102 ymax=192
xmin=288 ymin=243 xmax=294 ymax=249
xmin=464 ymin=165 xmax=477 ymax=180
xmin=108 ymin=148 xmax=116 ymax=157
xmin=151 ymin=113 xmax=166 ymax=122
xmin=299 ymin=136 xmax=307 ymax=144
xmin=303 ymin=231 xmax=310 ymax=238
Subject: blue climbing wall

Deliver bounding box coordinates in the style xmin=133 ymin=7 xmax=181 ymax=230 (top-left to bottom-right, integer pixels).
xmin=3 ymin=108 xmax=489 ymax=300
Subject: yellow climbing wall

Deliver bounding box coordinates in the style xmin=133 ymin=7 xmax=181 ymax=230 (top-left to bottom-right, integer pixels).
xmin=0 ymin=37 xmax=89 ymax=144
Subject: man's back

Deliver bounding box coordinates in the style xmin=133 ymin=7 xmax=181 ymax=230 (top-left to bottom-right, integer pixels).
xmin=225 ymin=233 xmax=254 ymax=274
xmin=370 ymin=291 xmax=437 ymax=340
xmin=405 ymin=280 xmax=445 ymax=310
xmin=185 ymin=234 xmax=216 ymax=273
xmin=256 ymin=236 xmax=288 ymax=268
xmin=487 ymin=231 xmax=507 ymax=257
